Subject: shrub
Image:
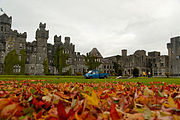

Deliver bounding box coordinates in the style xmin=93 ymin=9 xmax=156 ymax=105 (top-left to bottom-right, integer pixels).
xmin=165 ymin=72 xmax=170 ymax=78
xmin=75 ymin=72 xmax=82 ymax=76
xmin=133 ymin=67 xmax=139 ymax=77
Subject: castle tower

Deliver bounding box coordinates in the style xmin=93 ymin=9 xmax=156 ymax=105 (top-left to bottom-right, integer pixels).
xmin=0 ymin=13 xmax=12 ymax=33
xmin=54 ymin=35 xmax=63 ymax=50
xmin=65 ymin=37 xmax=70 ymax=44
xmin=35 ymin=23 xmax=49 ymax=74
xmin=54 ymin=35 xmax=62 ymax=45
xmin=167 ymin=36 xmax=180 ymax=75
xmin=122 ymin=49 xmax=127 ymax=57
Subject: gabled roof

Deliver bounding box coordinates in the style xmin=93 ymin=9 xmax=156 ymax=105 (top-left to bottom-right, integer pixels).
xmin=89 ymin=48 xmax=103 ymax=58
xmin=0 ymin=13 xmax=8 ymax=18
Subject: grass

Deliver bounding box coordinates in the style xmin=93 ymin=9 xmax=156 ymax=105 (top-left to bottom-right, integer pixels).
xmin=0 ymin=75 xmax=180 ymax=85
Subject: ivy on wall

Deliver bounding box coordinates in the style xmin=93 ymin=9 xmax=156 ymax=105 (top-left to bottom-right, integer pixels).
xmin=4 ymin=50 xmax=26 ymax=75
xmin=19 ymin=50 xmax=26 ymax=74
xmin=54 ymin=47 xmax=69 ymax=75
xmin=85 ymin=55 xmax=101 ymax=70
xmin=43 ymin=59 xmax=49 ymax=75
xmin=113 ymin=55 xmax=123 ymax=76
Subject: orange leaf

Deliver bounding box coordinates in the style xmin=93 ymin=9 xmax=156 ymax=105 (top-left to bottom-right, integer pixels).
xmin=110 ymin=102 xmax=120 ymax=120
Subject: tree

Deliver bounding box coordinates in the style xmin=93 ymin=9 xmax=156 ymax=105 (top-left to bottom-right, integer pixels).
xmin=132 ymin=67 xmax=139 ymax=77
xmin=165 ymin=72 xmax=170 ymax=78
xmin=113 ymin=55 xmax=123 ymax=76
xmin=54 ymin=47 xmax=69 ymax=75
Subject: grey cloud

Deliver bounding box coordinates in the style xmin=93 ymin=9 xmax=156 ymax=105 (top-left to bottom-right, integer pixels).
xmin=1 ymin=0 xmax=180 ymax=57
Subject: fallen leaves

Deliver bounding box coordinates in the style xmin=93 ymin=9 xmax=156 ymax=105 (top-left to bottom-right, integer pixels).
xmin=0 ymin=79 xmax=179 ymax=120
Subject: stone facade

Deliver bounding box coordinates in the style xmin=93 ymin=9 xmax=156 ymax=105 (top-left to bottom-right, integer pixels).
xmin=105 ymin=50 xmax=169 ymax=76
xmin=167 ymin=36 xmax=180 ymax=76
xmin=0 ymin=12 xmax=179 ymax=76
xmin=0 ymin=13 xmax=26 ymax=74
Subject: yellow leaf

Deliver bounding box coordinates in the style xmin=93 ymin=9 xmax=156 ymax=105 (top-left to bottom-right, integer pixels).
xmin=43 ymin=88 xmax=49 ymax=95
xmin=173 ymin=115 xmax=180 ymax=120
xmin=81 ymin=90 xmax=99 ymax=107
xmin=168 ymin=96 xmax=177 ymax=108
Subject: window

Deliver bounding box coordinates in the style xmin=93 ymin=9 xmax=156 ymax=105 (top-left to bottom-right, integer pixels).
xmin=31 ymin=66 xmax=34 ymax=70
xmin=13 ymin=65 xmax=21 ymax=73
xmin=1 ymin=26 xmax=3 ymax=31
xmin=19 ymin=43 xmax=23 ymax=49
xmin=19 ymin=55 xmax=21 ymax=61
xmin=161 ymin=63 xmax=164 ymax=67
xmin=176 ymin=56 xmax=179 ymax=59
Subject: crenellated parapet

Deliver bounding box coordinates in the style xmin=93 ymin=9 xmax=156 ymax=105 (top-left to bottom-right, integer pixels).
xmin=54 ymin=35 xmax=62 ymax=44
xmin=35 ymin=22 xmax=49 ymax=39
xmin=65 ymin=37 xmax=70 ymax=44
xmin=17 ymin=32 xmax=27 ymax=38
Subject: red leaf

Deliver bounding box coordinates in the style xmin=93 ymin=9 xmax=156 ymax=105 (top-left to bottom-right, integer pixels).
xmin=110 ymin=102 xmax=120 ymax=120
xmin=178 ymin=102 xmax=180 ymax=109
xmin=36 ymin=109 xmax=43 ymax=119
xmin=57 ymin=101 xmax=68 ymax=120
xmin=57 ymin=101 xmax=74 ymax=120
xmin=33 ymin=96 xmax=45 ymax=109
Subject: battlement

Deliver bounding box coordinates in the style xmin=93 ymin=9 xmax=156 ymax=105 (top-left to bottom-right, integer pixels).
xmin=0 ymin=13 xmax=12 ymax=27
xmin=36 ymin=23 xmax=49 ymax=39
xmin=54 ymin=35 xmax=61 ymax=43
xmin=17 ymin=32 xmax=27 ymax=38
xmin=134 ymin=50 xmax=146 ymax=56
xmin=65 ymin=37 xmax=70 ymax=44
xmin=148 ymin=51 xmax=160 ymax=57
xmin=39 ymin=22 xmax=46 ymax=30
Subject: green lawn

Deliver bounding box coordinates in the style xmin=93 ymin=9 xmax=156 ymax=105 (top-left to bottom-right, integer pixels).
xmin=0 ymin=75 xmax=180 ymax=85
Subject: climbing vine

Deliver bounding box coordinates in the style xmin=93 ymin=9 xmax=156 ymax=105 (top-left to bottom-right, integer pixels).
xmin=43 ymin=59 xmax=49 ymax=75
xmin=113 ymin=55 xmax=123 ymax=76
xmin=85 ymin=55 xmax=101 ymax=70
xmin=54 ymin=47 xmax=69 ymax=75
xmin=4 ymin=50 xmax=26 ymax=75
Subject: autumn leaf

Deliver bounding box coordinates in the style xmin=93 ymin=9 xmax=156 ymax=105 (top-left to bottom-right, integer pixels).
xmin=168 ymin=96 xmax=177 ymax=108
xmin=57 ymin=100 xmax=74 ymax=120
xmin=81 ymin=90 xmax=99 ymax=106
xmin=0 ymin=103 xmax=23 ymax=119
xmin=0 ymin=98 xmax=12 ymax=111
xmin=110 ymin=102 xmax=121 ymax=120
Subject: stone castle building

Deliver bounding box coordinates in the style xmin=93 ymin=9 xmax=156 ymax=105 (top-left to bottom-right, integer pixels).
xmin=0 ymin=12 xmax=179 ymax=76
xmin=167 ymin=36 xmax=180 ymax=76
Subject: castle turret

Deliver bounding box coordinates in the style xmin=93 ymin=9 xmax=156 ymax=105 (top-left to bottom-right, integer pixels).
xmin=35 ymin=22 xmax=49 ymax=74
xmin=167 ymin=36 xmax=180 ymax=75
xmin=0 ymin=13 xmax=12 ymax=33
xmin=122 ymin=49 xmax=127 ymax=57
xmin=65 ymin=37 xmax=70 ymax=44
xmin=54 ymin=35 xmax=61 ymax=45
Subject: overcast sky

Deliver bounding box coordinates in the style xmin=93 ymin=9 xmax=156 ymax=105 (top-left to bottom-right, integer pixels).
xmin=1 ymin=0 xmax=180 ymax=57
